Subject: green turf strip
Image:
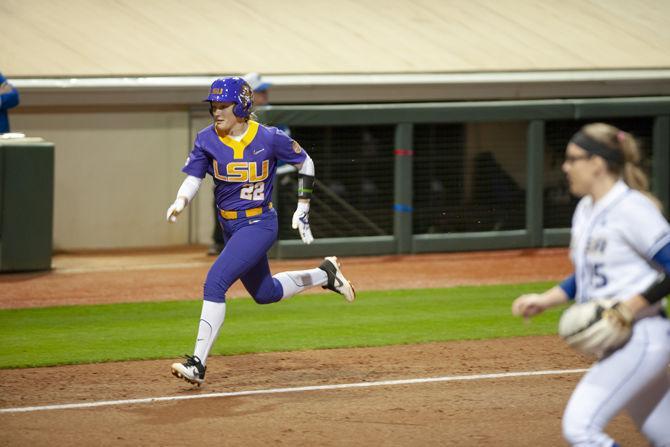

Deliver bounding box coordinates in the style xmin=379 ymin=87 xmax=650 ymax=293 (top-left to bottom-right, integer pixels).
xmin=0 ymin=282 xmax=566 ymax=369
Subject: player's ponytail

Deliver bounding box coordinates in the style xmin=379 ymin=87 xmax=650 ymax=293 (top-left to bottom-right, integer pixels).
xmin=582 ymin=123 xmax=662 ymax=211
xmin=618 ymin=131 xmax=647 ymax=191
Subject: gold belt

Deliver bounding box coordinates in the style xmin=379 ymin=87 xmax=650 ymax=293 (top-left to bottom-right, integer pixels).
xmin=219 ymin=202 xmax=273 ymax=220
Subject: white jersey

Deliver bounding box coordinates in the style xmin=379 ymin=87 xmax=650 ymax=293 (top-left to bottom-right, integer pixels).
xmin=570 ymin=180 xmax=670 ymax=307
xmin=564 ymin=181 xmax=670 ymax=446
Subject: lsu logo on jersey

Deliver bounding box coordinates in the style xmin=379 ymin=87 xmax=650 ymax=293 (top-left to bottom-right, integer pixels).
xmin=213 ymin=160 xmax=269 ymax=182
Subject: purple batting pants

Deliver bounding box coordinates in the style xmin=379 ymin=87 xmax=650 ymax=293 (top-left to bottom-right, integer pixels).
xmin=203 ymin=209 xmax=284 ymax=304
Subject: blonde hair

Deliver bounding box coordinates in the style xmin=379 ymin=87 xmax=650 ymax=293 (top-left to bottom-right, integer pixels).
xmin=581 ymin=122 xmax=662 ymax=210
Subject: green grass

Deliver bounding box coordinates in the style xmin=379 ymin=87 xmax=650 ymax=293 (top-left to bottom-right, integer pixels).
xmin=0 ymin=282 xmax=565 ymax=369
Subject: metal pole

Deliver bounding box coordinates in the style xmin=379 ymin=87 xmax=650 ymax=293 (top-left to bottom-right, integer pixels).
xmin=394 ymin=123 xmax=414 ymax=254
xmin=526 ymin=120 xmax=545 ymax=247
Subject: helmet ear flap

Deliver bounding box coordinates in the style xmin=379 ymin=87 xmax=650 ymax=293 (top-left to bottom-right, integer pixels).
xmin=233 ymin=83 xmax=253 ymax=118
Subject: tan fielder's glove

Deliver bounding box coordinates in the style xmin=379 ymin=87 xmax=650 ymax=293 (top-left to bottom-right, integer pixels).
xmin=558 ymin=299 xmax=633 ymax=359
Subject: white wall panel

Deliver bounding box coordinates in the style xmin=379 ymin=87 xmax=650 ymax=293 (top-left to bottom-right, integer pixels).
xmin=11 ymin=111 xmax=190 ymax=250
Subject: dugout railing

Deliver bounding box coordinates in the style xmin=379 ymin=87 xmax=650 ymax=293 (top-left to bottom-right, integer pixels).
xmin=256 ymin=97 xmax=670 ymax=259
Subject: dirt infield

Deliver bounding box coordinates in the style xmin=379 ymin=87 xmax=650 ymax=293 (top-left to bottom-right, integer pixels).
xmin=0 ymin=248 xmax=647 ymax=446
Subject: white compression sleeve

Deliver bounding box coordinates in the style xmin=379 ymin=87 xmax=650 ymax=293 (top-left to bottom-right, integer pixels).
xmin=273 ymin=268 xmax=328 ymax=298
xmin=297 ymin=155 xmax=315 ymax=176
xmin=276 ymin=164 xmax=297 ymax=175
xmin=176 ymin=175 xmax=202 ymax=203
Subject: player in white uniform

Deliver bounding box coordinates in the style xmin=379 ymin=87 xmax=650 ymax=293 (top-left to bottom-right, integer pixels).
xmin=512 ymin=123 xmax=670 ymax=446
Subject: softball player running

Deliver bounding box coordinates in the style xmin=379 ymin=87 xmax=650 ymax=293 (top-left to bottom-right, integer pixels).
xmin=167 ymin=77 xmax=355 ymax=386
xmin=512 ymin=123 xmax=670 ymax=446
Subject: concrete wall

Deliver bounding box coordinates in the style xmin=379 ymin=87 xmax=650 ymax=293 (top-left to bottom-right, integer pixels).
xmin=188 ymin=113 xmax=216 ymax=247
xmin=11 ymin=110 xmax=195 ymax=250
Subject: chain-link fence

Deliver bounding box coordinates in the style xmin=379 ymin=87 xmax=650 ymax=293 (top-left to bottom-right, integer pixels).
xmin=277 ymin=125 xmax=395 ymax=240
xmin=261 ymin=99 xmax=669 ymax=256
xmin=277 ymin=117 xmax=657 ymax=238
xmin=413 ymin=122 xmax=527 ymax=234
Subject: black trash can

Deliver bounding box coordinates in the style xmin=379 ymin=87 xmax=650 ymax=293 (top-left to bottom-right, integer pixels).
xmin=0 ymin=137 xmax=54 ymax=272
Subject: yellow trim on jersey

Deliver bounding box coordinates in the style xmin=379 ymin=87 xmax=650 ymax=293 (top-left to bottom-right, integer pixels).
xmin=217 ymin=120 xmax=260 ymax=159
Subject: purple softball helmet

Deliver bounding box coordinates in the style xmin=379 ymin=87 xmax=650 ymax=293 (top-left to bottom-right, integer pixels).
xmin=204 ymin=77 xmax=253 ymax=118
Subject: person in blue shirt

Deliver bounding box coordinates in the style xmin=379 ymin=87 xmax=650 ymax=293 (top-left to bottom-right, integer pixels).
xmin=0 ymin=73 xmax=19 ymax=133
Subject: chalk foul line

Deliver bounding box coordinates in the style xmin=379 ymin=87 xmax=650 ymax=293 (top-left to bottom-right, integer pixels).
xmin=0 ymin=368 xmax=587 ymax=414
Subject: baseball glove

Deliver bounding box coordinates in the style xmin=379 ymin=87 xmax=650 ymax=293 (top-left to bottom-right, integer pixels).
xmin=558 ymin=299 xmax=633 ymax=359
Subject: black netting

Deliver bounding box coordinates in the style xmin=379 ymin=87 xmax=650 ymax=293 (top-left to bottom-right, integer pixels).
xmin=544 ymin=118 xmax=654 ymax=229
xmin=275 ymin=125 xmax=395 ymax=239
xmin=271 ymin=118 xmax=655 ymax=240
xmin=413 ymin=122 xmax=527 ymax=234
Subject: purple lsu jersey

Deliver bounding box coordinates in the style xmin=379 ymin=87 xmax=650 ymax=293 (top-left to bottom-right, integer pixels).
xmin=183 ymin=120 xmax=307 ymax=211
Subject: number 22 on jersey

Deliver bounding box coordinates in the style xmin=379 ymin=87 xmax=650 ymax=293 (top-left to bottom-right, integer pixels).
xmin=240 ymin=183 xmax=265 ymax=200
